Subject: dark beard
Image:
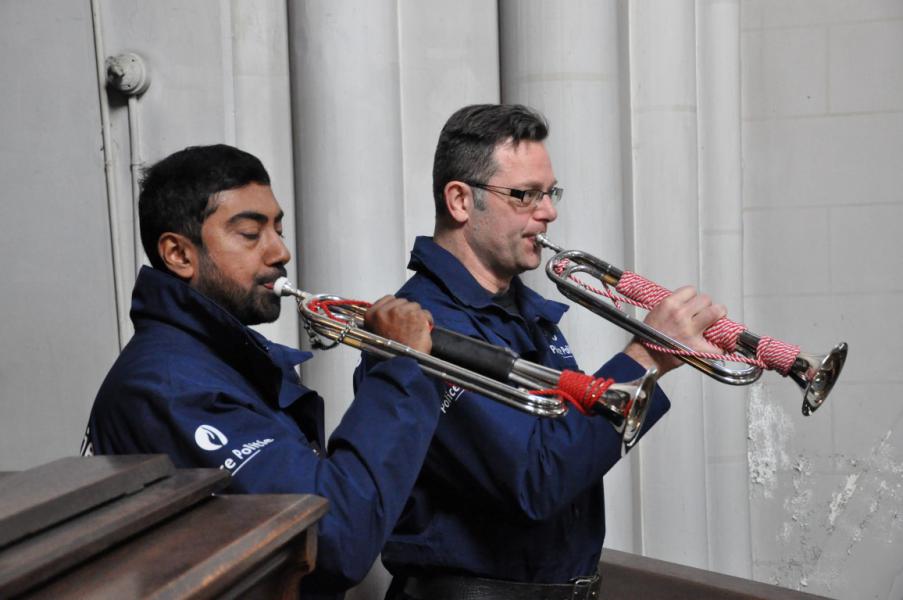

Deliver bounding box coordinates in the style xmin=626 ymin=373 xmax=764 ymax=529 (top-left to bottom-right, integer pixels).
xmin=194 ymin=251 xmax=284 ymax=325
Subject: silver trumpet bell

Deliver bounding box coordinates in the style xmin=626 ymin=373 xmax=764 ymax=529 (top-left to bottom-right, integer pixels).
xmin=534 ymin=234 xmax=848 ymax=416
xmin=273 ymin=277 xmax=658 ymax=448
xmin=792 ymin=345 xmax=848 ymax=416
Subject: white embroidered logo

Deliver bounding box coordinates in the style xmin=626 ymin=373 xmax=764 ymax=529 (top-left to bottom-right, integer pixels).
xmin=194 ymin=424 xmax=229 ymax=451
xmin=549 ymin=343 xmax=573 ymax=358
xmin=441 ymin=384 xmax=465 ymax=414
xmin=80 ymin=425 xmax=94 ymax=456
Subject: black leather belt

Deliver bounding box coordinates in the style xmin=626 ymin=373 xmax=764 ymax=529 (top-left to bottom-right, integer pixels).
xmin=402 ymin=573 xmax=601 ymax=600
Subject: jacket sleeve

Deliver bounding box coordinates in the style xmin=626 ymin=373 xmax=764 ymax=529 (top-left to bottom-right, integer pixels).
xmin=357 ymin=298 xmax=670 ymax=523
xmin=91 ymin=356 xmax=439 ymax=592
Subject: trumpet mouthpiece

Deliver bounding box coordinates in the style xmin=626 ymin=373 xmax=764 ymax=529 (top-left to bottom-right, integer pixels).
xmin=533 ymin=233 xmax=563 ymax=253
xmin=273 ymin=277 xmax=293 ymax=297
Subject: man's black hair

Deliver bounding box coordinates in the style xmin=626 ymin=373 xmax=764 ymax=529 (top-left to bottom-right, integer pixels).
xmin=139 ymin=144 xmax=270 ymax=271
xmin=432 ymin=104 xmax=549 ymax=219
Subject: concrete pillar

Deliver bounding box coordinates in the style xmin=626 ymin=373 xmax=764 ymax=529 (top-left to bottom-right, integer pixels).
xmin=289 ymin=3 xmax=499 ymax=597
xmin=287 ymin=0 xmax=405 ymax=437
xmin=498 ymin=0 xmax=638 ymax=551
xmin=397 ymin=0 xmax=500 ymax=250
xmin=231 ymin=0 xmax=298 ymax=348
xmin=697 ymin=0 xmax=752 ymax=578
xmin=625 ymin=0 xmax=709 ymax=568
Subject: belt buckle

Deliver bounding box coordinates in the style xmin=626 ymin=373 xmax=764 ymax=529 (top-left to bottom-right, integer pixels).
xmin=570 ymin=575 xmax=598 ymax=600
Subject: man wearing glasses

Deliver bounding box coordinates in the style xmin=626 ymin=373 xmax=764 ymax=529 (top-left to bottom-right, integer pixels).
xmin=360 ymin=104 xmax=726 ymax=600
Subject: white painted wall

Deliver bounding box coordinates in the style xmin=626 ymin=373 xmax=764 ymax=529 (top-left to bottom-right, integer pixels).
xmin=741 ymin=2 xmax=903 ymax=598
xmin=0 ymin=1 xmax=900 ymax=598
xmin=0 ymin=0 xmax=118 ymax=470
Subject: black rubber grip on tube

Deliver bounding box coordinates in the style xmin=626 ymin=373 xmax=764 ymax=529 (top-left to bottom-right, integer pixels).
xmin=430 ymin=327 xmax=518 ymax=383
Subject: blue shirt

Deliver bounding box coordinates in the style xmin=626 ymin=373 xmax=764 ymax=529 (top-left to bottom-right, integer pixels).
xmin=87 ymin=266 xmax=441 ymax=598
xmin=356 ymin=236 xmax=671 ymax=583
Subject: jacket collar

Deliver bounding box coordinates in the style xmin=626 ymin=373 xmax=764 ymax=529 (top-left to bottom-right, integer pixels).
xmin=407 ymin=236 xmax=568 ymax=325
xmin=130 ymin=266 xmax=312 ymax=408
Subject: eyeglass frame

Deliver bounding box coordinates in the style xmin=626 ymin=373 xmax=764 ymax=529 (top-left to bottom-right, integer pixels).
xmin=463 ymin=181 xmax=564 ymax=209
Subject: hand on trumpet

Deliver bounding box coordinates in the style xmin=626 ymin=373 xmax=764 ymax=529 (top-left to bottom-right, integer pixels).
xmin=364 ymin=296 xmax=435 ymax=354
xmin=624 ymin=286 xmax=727 ymax=375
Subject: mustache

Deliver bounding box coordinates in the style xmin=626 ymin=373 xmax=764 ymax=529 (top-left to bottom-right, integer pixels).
xmin=257 ymin=267 xmax=288 ymax=285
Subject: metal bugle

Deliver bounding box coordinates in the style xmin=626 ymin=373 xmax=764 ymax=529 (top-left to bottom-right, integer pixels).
xmin=534 ymin=234 xmax=847 ymax=416
xmin=273 ymin=277 xmax=658 ymax=448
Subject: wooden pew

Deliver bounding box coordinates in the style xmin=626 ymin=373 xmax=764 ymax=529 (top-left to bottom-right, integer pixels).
xmin=0 ymin=455 xmax=328 ymax=599
xmin=600 ymin=548 xmax=832 ymax=600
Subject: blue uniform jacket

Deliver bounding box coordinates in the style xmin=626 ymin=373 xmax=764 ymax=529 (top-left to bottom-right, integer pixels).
xmin=355 ymin=236 xmax=671 ymax=583
xmin=87 ymin=266 xmax=440 ymax=598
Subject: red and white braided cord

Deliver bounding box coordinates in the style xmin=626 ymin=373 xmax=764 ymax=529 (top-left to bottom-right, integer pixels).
xmin=552 ymin=260 xmax=799 ymax=375
xmin=531 ymin=370 xmax=618 ymax=416
xmin=308 ymin=298 xmax=371 ymax=321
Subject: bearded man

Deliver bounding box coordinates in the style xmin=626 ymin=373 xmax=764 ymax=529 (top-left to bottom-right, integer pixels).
xmin=84 ymin=144 xmax=440 ymax=599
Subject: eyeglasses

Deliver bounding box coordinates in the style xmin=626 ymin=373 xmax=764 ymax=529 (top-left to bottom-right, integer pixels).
xmin=464 ymin=181 xmax=564 ymax=209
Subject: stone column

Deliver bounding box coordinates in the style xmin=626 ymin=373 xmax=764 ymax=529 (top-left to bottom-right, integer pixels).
xmin=499 ymin=0 xmax=639 ymax=551
xmin=287 ymin=0 xmax=405 ymax=434
xmin=397 ymin=0 xmax=500 ymax=250
xmin=697 ymin=0 xmax=752 ymax=578
xmin=232 ymin=0 xmax=298 ymax=348
xmin=625 ymin=0 xmax=709 ymax=568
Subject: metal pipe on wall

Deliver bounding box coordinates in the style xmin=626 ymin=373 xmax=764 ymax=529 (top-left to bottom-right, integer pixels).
xmin=128 ymin=96 xmax=146 ymax=272
xmin=105 ymin=52 xmax=151 ymax=273
xmin=90 ymin=0 xmax=131 ymax=349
